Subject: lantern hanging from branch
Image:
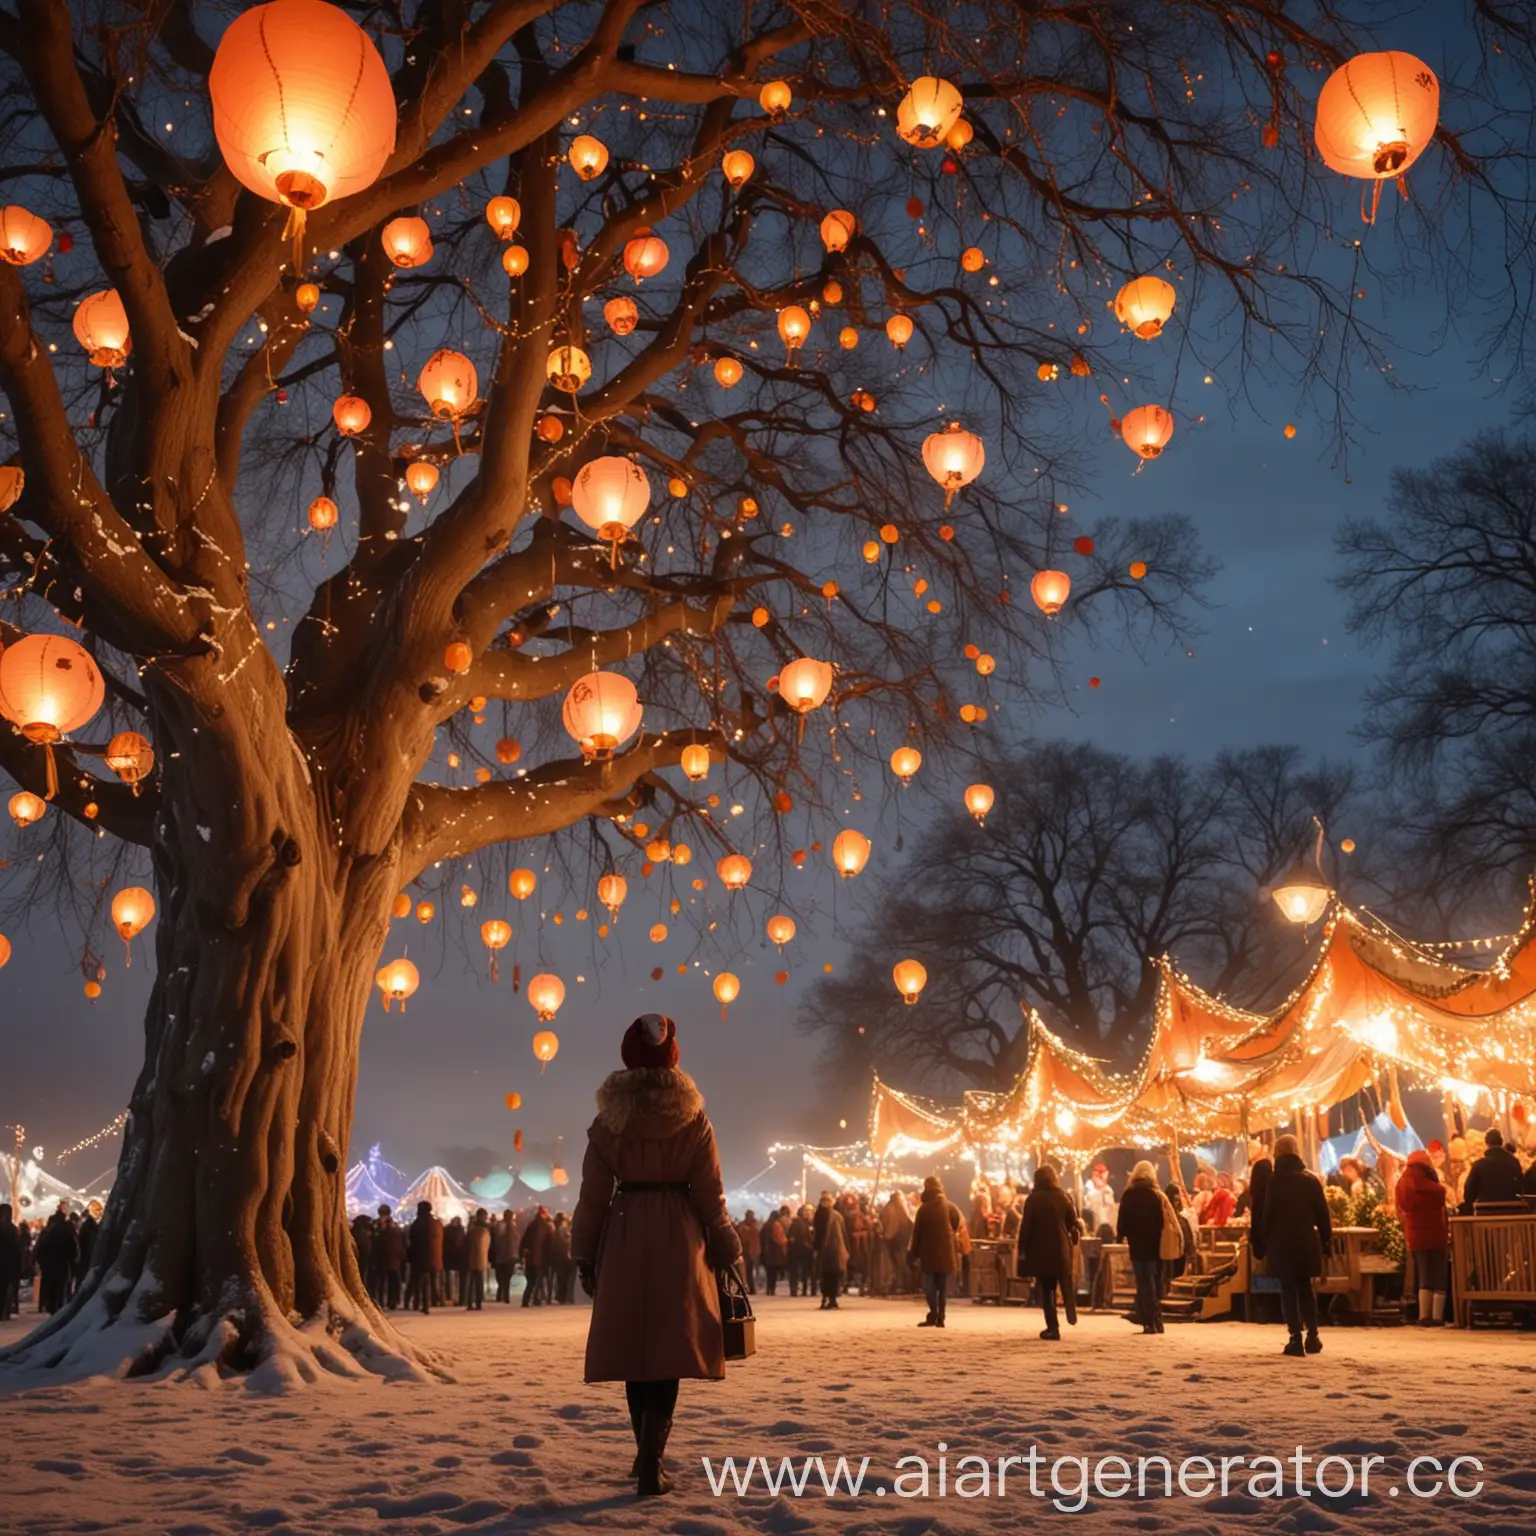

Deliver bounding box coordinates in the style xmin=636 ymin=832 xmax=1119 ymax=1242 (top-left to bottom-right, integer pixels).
xmin=1314 ymin=51 xmax=1439 ymax=214
xmin=546 ymin=344 xmax=592 ymax=392
xmin=831 ymin=828 xmax=871 ymax=878
xmin=405 ymin=461 xmax=439 ymax=502
xmin=623 ymin=227 xmax=670 ymax=281
xmin=896 ymin=76 xmax=964 ymax=148
xmin=502 ymin=244 xmax=529 ymax=277
xmin=528 ymin=973 xmax=566 ymax=1022
xmin=1030 ymin=569 xmax=1071 ymax=616
xmin=568 ymin=134 xmax=610 ymax=180
xmin=597 ymin=873 xmax=628 ymax=921
xmin=1120 ymin=404 xmax=1175 ymax=460
xmin=562 ymin=671 xmax=643 ymax=760
xmin=721 ymin=150 xmax=755 ymax=188
xmin=713 ymin=356 xmax=743 ymax=388
xmin=0 ymin=933 xmax=8 ymax=970
xmin=571 ymin=455 xmax=650 ymax=564
xmin=759 ymin=80 xmax=792 ymax=115
xmin=965 ymin=783 xmax=995 ymax=824
xmin=110 ymin=886 xmax=155 ymax=966
xmin=893 ymin=958 xmax=928 ymax=1004
xmin=946 ymin=119 xmax=974 ymax=151
xmin=820 ymin=210 xmax=857 ymax=253
xmin=485 ymin=196 xmax=521 ymax=239
xmin=209 ymin=0 xmax=396 ymax=266
xmin=0 ymin=205 xmax=52 ymax=266
xmin=0 ymin=633 xmax=104 ymax=799
xmin=922 ymin=422 xmax=985 ymax=508
xmin=0 ymin=466 xmax=23 ymax=513
xmin=886 ymin=314 xmax=914 ymax=350
xmin=504 ymin=1091 xmax=521 ymax=1111
xmin=104 ymin=731 xmax=154 ymax=790
xmin=1272 ymin=817 xmax=1333 ymax=925
xmin=332 ymin=394 xmax=371 ymax=436
xmin=777 ymin=657 xmax=833 ymax=713
xmin=1114 ymin=275 xmax=1176 ymax=338
xmin=713 ymin=971 xmax=740 ymax=1021
xmin=680 ymin=744 xmax=711 ymax=782
xmin=418 ymin=349 xmax=478 ymax=442
xmin=717 ymin=854 xmax=753 ymax=891
xmin=381 ymin=216 xmax=433 ymax=268
xmin=767 ymin=914 xmax=796 ymax=952
xmin=376 ymin=958 xmax=419 ymax=1013
xmin=307 ymin=495 xmax=339 ymax=534
xmin=532 ymin=1029 xmax=560 ymax=1070
xmin=509 ymin=868 xmax=537 ymax=901
xmin=777 ymin=305 xmax=811 ymax=357
xmin=604 ymin=296 xmax=639 ymax=336
xmin=480 ymin=918 xmax=511 ymax=981
xmin=890 ymin=746 xmax=922 ymax=785
xmin=8 ymin=791 xmax=46 ymax=828
xmin=294 ymin=281 xmax=321 ymax=314
xmin=73 ymin=290 xmax=130 ymax=368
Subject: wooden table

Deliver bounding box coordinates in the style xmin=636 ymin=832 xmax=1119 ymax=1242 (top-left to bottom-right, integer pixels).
xmin=1449 ymin=1212 xmax=1536 ymax=1328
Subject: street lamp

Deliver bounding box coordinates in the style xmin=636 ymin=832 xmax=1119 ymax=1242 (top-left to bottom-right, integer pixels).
xmin=1272 ymin=817 xmax=1333 ymax=926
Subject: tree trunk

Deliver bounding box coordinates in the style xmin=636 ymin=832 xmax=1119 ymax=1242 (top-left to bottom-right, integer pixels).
xmin=1 ymin=731 xmax=431 ymax=1384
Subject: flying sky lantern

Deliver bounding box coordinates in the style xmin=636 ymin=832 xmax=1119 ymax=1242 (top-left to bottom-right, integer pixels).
xmin=527 ymin=973 xmax=566 ymax=1022
xmin=485 ymin=195 xmax=521 ymax=239
xmin=890 ymin=746 xmax=922 ymax=785
xmin=965 ymin=783 xmax=995 ymax=824
xmin=546 ymin=344 xmax=592 ymax=392
xmin=759 ymin=79 xmax=792 ymax=114
xmin=332 ymin=394 xmax=371 ymax=436
xmin=568 ymin=134 xmax=610 ymax=180
xmin=380 ymin=216 xmax=432 ymax=268
xmin=8 ymin=790 xmax=46 ymax=827
xmin=680 ymin=744 xmax=711 ymax=782
xmin=717 ymin=853 xmax=753 ymax=891
xmin=886 ymin=314 xmax=914 ymax=350
xmin=0 ymin=205 xmax=52 ymax=265
xmin=509 ymin=868 xmax=537 ymax=901
xmin=777 ymin=657 xmax=833 ymax=713
xmin=480 ymin=918 xmax=511 ymax=981
xmin=623 ymin=227 xmax=669 ymax=280
xmin=820 ymin=210 xmax=857 ymax=253
xmin=831 ymin=828 xmax=871 ymax=878
xmin=110 ymin=887 xmax=155 ymax=965
xmin=893 ymin=958 xmax=928 ymax=1004
xmin=1315 ymin=51 xmax=1439 ymax=220
xmin=777 ymin=305 xmax=811 ymax=357
xmin=0 ymin=466 xmax=22 ymax=513
xmin=209 ymin=0 xmax=395 ymax=267
xmin=896 ymin=76 xmax=964 ymax=148
xmin=922 ymin=421 xmax=985 ymax=508
xmin=0 ymin=633 xmax=105 ymax=798
xmin=532 ymin=1030 xmax=560 ymax=1070
xmin=721 ymin=149 xmax=755 ymax=188
xmin=405 ymin=461 xmax=439 ymax=502
xmin=376 ymin=958 xmax=419 ymax=1013
xmin=1031 ymin=569 xmax=1071 ymax=616
xmin=562 ymin=671 xmax=643 ymax=760
xmin=571 ymin=455 xmax=650 ymax=565
xmin=1114 ymin=275 xmax=1177 ymax=338
xmin=502 ymin=244 xmax=529 ymax=277
xmin=713 ymin=971 xmax=740 ymax=1021
xmin=714 ymin=357 xmax=743 ymax=388
xmin=597 ymin=873 xmax=628 ymax=921
xmin=1121 ymin=404 xmax=1175 ymax=460
xmin=104 ymin=731 xmax=154 ymax=790
xmin=307 ymin=495 xmax=339 ymax=533
xmin=945 ymin=119 xmax=974 ymax=152
xmin=73 ymin=290 xmax=130 ymax=367
xmin=605 ymin=296 xmax=639 ymax=336
xmin=767 ymin=914 xmax=796 ymax=951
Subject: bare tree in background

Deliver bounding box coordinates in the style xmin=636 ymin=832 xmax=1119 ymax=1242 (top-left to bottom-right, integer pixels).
xmin=0 ymin=0 xmax=1530 ymax=1378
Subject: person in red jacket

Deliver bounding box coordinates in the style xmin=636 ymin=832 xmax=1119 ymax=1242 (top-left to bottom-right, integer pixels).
xmin=1395 ymin=1148 xmax=1450 ymax=1325
xmin=1202 ymin=1175 xmax=1236 ymax=1227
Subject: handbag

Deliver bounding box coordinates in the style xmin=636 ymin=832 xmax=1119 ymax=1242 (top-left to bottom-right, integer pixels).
xmin=717 ymin=1262 xmax=757 ymax=1360
xmin=1158 ymin=1193 xmax=1185 ymax=1261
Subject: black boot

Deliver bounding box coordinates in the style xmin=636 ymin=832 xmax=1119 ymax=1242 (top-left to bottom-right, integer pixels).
xmin=1282 ymin=1332 xmax=1305 ymax=1357
xmin=637 ymin=1412 xmax=674 ymax=1496
xmin=628 ymin=1397 xmax=643 ymax=1479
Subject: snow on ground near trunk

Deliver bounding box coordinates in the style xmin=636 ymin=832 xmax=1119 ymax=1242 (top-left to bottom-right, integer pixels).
xmin=2 ymin=1297 xmax=1533 ymax=1534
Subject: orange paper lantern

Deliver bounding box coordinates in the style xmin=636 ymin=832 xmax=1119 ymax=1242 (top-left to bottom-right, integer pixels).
xmin=0 ymin=205 xmax=52 ymax=266
xmin=0 ymin=633 xmax=104 ymax=745
xmin=418 ymin=348 xmax=477 ymax=421
xmin=376 ymin=958 xmax=419 ymax=1012
xmin=886 ymin=314 xmax=914 ymax=350
xmin=604 ymin=296 xmax=639 ymax=336
xmin=893 ymin=958 xmax=928 ymax=1004
xmin=1114 ymin=275 xmax=1177 ymax=339
xmin=1121 ymin=404 xmax=1175 ymax=460
xmin=73 ymin=290 xmax=130 ymax=367
xmin=965 ymin=783 xmax=995 ymax=824
xmin=922 ymin=422 xmax=985 ymax=507
xmin=831 ymin=828 xmax=871 ymax=878
xmin=568 ymin=134 xmax=610 ymax=180
xmin=332 ymin=394 xmax=371 ymax=435
xmin=562 ymin=671 xmax=642 ymax=759
xmin=1315 ymin=52 xmax=1439 ymax=184
xmin=104 ymin=731 xmax=154 ymax=787
xmin=623 ymin=227 xmax=669 ymax=281
xmin=307 ymin=495 xmax=339 ymax=530
xmin=896 ymin=77 xmax=964 ymax=148
xmin=721 ymin=150 xmax=755 ymax=188
xmin=381 ymin=215 xmax=432 ymax=268
xmin=1030 ymin=569 xmax=1071 ymax=616
xmin=485 ymin=196 xmax=521 ymax=239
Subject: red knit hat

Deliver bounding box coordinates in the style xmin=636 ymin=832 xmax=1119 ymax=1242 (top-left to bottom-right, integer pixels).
xmin=622 ymin=1013 xmax=679 ymax=1070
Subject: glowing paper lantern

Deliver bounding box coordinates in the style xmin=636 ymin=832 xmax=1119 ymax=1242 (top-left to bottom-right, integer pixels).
xmin=893 ymin=958 xmax=928 ymax=1004
xmin=502 ymin=244 xmax=529 ymax=277
xmin=597 ymin=873 xmax=628 ymax=920
xmin=481 ymin=918 xmax=511 ymax=981
xmin=486 ymin=196 xmax=521 ymax=239
xmin=680 ymin=744 xmax=710 ymax=782
xmin=528 ymin=973 xmax=565 ymax=1021
xmin=1121 ymin=404 xmax=1174 ymax=460
xmin=509 ymin=868 xmax=537 ymax=900
xmin=415 ymin=900 xmax=435 ymax=924
xmin=419 ymin=348 xmax=477 ymax=423
xmin=8 ymin=791 xmax=46 ymax=827
xmin=547 ymin=345 xmax=592 ymax=392
xmin=295 ymin=282 xmax=321 ymax=314
xmin=1272 ymin=866 xmax=1331 ymax=925
xmin=777 ymin=657 xmax=833 ymax=713
xmin=0 ymin=206 xmax=52 ymax=266
xmin=332 ymin=394 xmax=371 ymax=435
xmin=922 ymin=422 xmax=985 ymax=508
xmin=759 ymin=80 xmax=792 ymax=115
xmin=767 ymin=914 xmax=796 ymax=951
xmin=886 ymin=314 xmax=914 ymax=350
xmin=960 ymin=247 xmax=985 ymax=273
xmin=896 ymin=77 xmax=964 ymax=148
xmin=571 ymin=456 xmax=650 ymax=554
xmin=1031 ymin=569 xmax=1071 ymax=616
xmin=0 ymin=934 xmax=8 ymax=970
xmin=563 ymin=671 xmax=642 ymax=760
xmin=1114 ymin=275 xmax=1176 ymax=339
xmin=714 ymin=357 xmax=743 ymax=388
xmin=965 ymin=783 xmax=995 ymax=824
xmin=721 ymin=150 xmax=755 ymax=188
xmin=820 ymin=210 xmax=856 ymax=253
xmin=1315 ymin=52 xmax=1439 ymax=185
xmin=778 ymin=306 xmax=811 ymax=354
xmin=381 ymin=216 xmax=432 ymax=268
xmin=568 ymin=134 xmax=610 ymax=180
xmin=73 ymin=290 xmax=130 ymax=367
xmin=405 ymin=461 xmax=439 ymax=501
xmin=0 ymin=465 xmax=22 ymax=514
xmin=111 ymin=886 xmax=155 ymax=964
xmin=946 ymin=120 xmax=974 ymax=152
xmin=495 ymin=737 xmax=521 ymax=764
xmin=0 ymin=634 xmax=104 ymax=753
xmin=531 ymin=1030 xmax=560 ymax=1069
xmin=889 ymin=746 xmax=922 ymax=785
xmin=504 ymin=1090 xmax=522 ymax=1111
xmin=831 ymin=828 xmax=871 ymax=878
xmin=605 ymin=296 xmax=639 ymax=336
xmin=391 ymin=893 xmax=411 ymax=919
xmin=717 ymin=854 xmax=753 ymax=891
xmin=376 ymin=957 xmax=419 ymax=1012
xmin=623 ymin=228 xmax=669 ymax=281
xmin=714 ymin=971 xmax=740 ymax=1020
xmin=307 ymin=495 xmax=338 ymax=531
xmin=209 ymin=0 xmax=396 ymax=217
xmin=104 ymin=731 xmax=154 ymax=788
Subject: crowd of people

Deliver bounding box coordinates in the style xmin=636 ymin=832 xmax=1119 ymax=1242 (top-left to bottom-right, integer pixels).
xmin=0 ymin=1200 xmax=101 ymax=1320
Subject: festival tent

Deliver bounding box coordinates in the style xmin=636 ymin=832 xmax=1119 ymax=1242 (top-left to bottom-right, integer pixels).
xmin=396 ymin=1165 xmax=479 ymax=1225
xmin=345 ymin=1160 xmax=402 ymax=1217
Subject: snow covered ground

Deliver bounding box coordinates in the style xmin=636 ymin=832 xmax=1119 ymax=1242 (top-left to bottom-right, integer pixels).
xmin=2 ymin=1296 xmax=1533 ymax=1535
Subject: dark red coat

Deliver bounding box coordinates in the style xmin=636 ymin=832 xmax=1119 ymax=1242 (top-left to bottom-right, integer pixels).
xmin=1395 ymin=1154 xmax=1449 ymax=1252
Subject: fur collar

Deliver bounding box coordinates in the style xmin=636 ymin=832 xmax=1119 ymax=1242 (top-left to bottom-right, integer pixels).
xmin=595 ymin=1067 xmax=704 ymax=1134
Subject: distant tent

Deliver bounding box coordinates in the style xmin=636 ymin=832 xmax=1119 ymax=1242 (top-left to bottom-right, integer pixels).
xmin=346 ymin=1160 xmax=401 ymax=1217
xmin=0 ymin=1157 xmax=98 ymax=1218
xmin=362 ymin=1143 xmax=407 ymax=1203
xmin=397 ymin=1165 xmax=478 ymax=1224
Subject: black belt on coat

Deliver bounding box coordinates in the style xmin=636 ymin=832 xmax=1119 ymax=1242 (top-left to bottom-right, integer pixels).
xmin=616 ymin=1180 xmax=691 ymax=1193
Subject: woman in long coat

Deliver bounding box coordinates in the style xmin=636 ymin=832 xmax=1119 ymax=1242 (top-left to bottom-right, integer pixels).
xmin=907 ymin=1176 xmax=959 ymax=1327
xmin=1017 ymin=1165 xmax=1080 ymax=1340
xmin=572 ymin=1014 xmax=741 ymax=1498
xmin=1256 ymin=1132 xmax=1333 ymax=1357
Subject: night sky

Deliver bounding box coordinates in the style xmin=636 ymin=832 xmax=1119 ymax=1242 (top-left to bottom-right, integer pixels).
xmin=2 ymin=13 xmax=1526 ymax=1193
